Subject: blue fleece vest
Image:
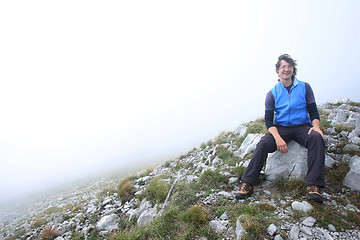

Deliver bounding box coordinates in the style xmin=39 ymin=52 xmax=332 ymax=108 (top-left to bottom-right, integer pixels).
xmin=271 ymin=78 xmax=311 ymax=126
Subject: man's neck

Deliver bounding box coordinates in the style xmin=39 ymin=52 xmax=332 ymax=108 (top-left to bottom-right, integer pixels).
xmin=280 ymin=78 xmax=293 ymax=87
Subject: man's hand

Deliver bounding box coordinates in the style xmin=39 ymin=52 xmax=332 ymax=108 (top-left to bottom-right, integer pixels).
xmin=268 ymin=126 xmax=288 ymax=153
xmin=309 ymin=119 xmax=324 ymax=138
xmin=275 ymin=136 xmax=288 ymax=153
xmin=308 ymin=125 xmax=324 ymax=138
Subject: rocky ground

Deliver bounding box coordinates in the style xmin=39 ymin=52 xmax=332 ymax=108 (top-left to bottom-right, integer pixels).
xmin=1 ymin=98 xmax=359 ymax=240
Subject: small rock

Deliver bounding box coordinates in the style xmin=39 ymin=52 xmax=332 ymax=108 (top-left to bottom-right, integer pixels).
xmin=302 ymin=216 xmax=316 ymax=227
xmin=289 ymin=225 xmax=300 ymax=240
xmin=291 ymin=201 xmax=313 ymax=212
xmin=274 ymin=234 xmax=284 ymax=240
xmin=300 ymin=226 xmax=312 ymax=236
xmin=267 ymin=223 xmax=277 ymax=236
xmin=328 ymin=224 xmax=336 ymax=232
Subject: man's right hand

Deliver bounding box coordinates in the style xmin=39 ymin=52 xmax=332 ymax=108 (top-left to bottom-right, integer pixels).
xmin=275 ymin=136 xmax=288 ymax=153
xmin=268 ymin=126 xmax=288 ymax=153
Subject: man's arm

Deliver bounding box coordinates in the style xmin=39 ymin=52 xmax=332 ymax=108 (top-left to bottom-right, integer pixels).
xmin=268 ymin=126 xmax=288 ymax=153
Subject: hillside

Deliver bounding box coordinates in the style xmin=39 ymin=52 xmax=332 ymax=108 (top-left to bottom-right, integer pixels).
xmin=1 ymin=98 xmax=360 ymax=240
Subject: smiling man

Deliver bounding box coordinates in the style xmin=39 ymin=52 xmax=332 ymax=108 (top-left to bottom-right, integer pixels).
xmin=235 ymin=54 xmax=326 ymax=203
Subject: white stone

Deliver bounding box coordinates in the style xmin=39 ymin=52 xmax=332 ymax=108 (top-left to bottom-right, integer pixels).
xmin=236 ymin=216 xmax=246 ymax=240
xmin=96 ymin=214 xmax=120 ymax=231
xmin=209 ymin=219 xmax=227 ymax=233
xmin=265 ymin=141 xmax=307 ymax=181
xmin=291 ymin=201 xmax=313 ymax=212
xmin=302 ymin=216 xmax=316 ymax=227
xmin=137 ymin=207 xmax=157 ymax=227
xmin=238 ymin=133 xmax=263 ymax=158
xmin=267 ymin=223 xmax=277 ymax=236
xmin=344 ymin=156 xmax=360 ymax=191
xmin=289 ymin=225 xmax=300 ymax=240
xmin=300 ymin=226 xmax=312 ymax=235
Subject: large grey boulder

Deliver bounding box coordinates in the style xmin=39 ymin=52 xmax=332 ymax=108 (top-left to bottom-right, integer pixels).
xmin=344 ymin=156 xmax=360 ymax=191
xmin=234 ymin=133 xmax=263 ymax=158
xmin=96 ymin=214 xmax=120 ymax=231
xmin=265 ymin=141 xmax=308 ymax=181
xmin=137 ymin=207 xmax=157 ymax=227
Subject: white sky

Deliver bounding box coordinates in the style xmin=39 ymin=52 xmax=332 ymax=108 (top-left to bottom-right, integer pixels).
xmin=1 ymin=0 xmax=360 ymax=204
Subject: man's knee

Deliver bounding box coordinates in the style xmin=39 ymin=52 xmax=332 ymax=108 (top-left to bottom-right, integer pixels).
xmin=309 ymin=131 xmax=323 ymax=141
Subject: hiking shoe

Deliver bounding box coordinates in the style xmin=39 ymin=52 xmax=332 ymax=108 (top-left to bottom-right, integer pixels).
xmin=235 ymin=182 xmax=254 ymax=200
xmin=307 ymin=185 xmax=324 ymax=203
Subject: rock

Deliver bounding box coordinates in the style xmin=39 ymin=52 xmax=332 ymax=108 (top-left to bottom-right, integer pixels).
xmin=219 ymin=211 xmax=228 ymax=220
xmin=344 ymin=156 xmax=360 ymax=191
xmin=235 ymin=217 xmax=246 ymax=240
xmin=325 ymin=155 xmax=336 ymax=168
xmin=291 ymin=201 xmax=313 ymax=212
xmin=137 ymin=207 xmax=157 ymax=227
xmin=302 ymin=216 xmax=316 ymax=227
xmin=267 ymin=223 xmax=277 ymax=236
xmin=289 ymin=225 xmax=300 ymax=240
xmin=265 ymin=141 xmax=307 ymax=181
xmin=235 ymin=133 xmax=263 ymax=158
xmin=229 ymin=177 xmax=239 ymax=184
xmin=218 ymin=191 xmax=232 ymax=199
xmin=300 ymin=226 xmax=312 ymax=235
xmin=96 ymin=214 xmax=120 ymax=231
xmin=209 ymin=219 xmax=227 ymax=233
xmin=343 ymin=144 xmax=360 ymax=153
xmin=274 ymin=234 xmax=284 ymax=240
xmin=328 ymin=224 xmax=336 ymax=232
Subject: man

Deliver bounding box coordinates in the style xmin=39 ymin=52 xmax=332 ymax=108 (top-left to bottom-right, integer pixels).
xmin=235 ymin=54 xmax=325 ymax=203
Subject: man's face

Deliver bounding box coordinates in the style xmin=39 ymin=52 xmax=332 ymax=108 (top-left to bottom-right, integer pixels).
xmin=277 ymin=60 xmax=294 ymax=81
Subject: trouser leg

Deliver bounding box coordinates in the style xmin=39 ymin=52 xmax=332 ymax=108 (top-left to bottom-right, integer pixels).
xmin=294 ymin=125 xmax=325 ymax=187
xmin=241 ymin=133 xmax=277 ymax=186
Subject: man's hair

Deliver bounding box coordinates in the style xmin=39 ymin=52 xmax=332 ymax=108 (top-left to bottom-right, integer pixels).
xmin=275 ymin=54 xmax=297 ymax=77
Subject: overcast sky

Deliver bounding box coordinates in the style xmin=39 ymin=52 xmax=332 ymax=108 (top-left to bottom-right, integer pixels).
xmin=1 ymin=0 xmax=360 ymax=204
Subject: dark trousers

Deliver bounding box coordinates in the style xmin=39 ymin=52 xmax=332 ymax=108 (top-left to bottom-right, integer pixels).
xmin=241 ymin=124 xmax=325 ymax=187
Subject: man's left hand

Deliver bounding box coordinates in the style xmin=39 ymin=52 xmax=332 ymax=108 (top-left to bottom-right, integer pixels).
xmin=308 ymin=126 xmax=324 ymax=138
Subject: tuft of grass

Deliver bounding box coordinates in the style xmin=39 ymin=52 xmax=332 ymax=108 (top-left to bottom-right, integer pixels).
xmin=212 ymin=131 xmax=230 ymax=146
xmin=230 ymin=166 xmax=246 ymax=179
xmin=117 ymin=180 xmax=136 ymax=204
xmin=335 ymin=123 xmax=354 ymax=133
xmin=109 ymin=205 xmax=219 ymax=240
xmin=172 ymin=181 xmax=201 ymax=210
xmin=200 ymin=142 xmax=208 ymax=149
xmin=326 ymin=161 xmax=349 ymax=193
xmin=31 ymin=218 xmax=47 ymax=229
xmin=179 ymin=205 xmax=209 ymax=226
xmin=38 ymin=227 xmax=61 ymax=240
xmin=138 ymin=168 xmax=153 ymax=178
xmin=245 ymin=118 xmax=267 ymax=135
xmin=199 ymin=169 xmax=228 ymax=190
xmin=320 ymin=116 xmax=332 ymax=133
xmin=216 ymin=145 xmax=232 ymax=160
xmin=142 ymin=176 xmax=170 ymax=204
xmin=349 ymin=101 xmax=360 ymax=107
xmin=273 ymin=178 xmax=306 ymax=199
xmin=311 ymin=204 xmax=360 ymax=231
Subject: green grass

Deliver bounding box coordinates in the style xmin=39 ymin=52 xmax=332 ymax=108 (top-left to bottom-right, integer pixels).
xmin=141 ymin=176 xmax=170 ymax=204
xmin=325 ymin=161 xmax=349 ymax=193
xmin=273 ymin=178 xmax=306 ymax=199
xmin=199 ymin=169 xmax=228 ymax=190
xmin=245 ymin=118 xmax=267 ymax=135
xmin=109 ymin=205 xmax=219 ymax=240
xmin=335 ymin=124 xmax=354 ymax=133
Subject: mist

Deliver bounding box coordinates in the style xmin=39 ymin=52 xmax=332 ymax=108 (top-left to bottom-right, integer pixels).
xmin=1 ymin=1 xmax=360 ymax=206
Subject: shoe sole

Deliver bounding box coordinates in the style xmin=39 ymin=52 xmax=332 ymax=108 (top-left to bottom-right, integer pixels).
xmin=235 ymin=190 xmax=254 ymax=200
xmin=308 ymin=193 xmax=324 ymax=203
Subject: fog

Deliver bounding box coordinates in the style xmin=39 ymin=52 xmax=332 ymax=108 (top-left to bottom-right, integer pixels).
xmin=1 ymin=1 xmax=360 ymax=205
